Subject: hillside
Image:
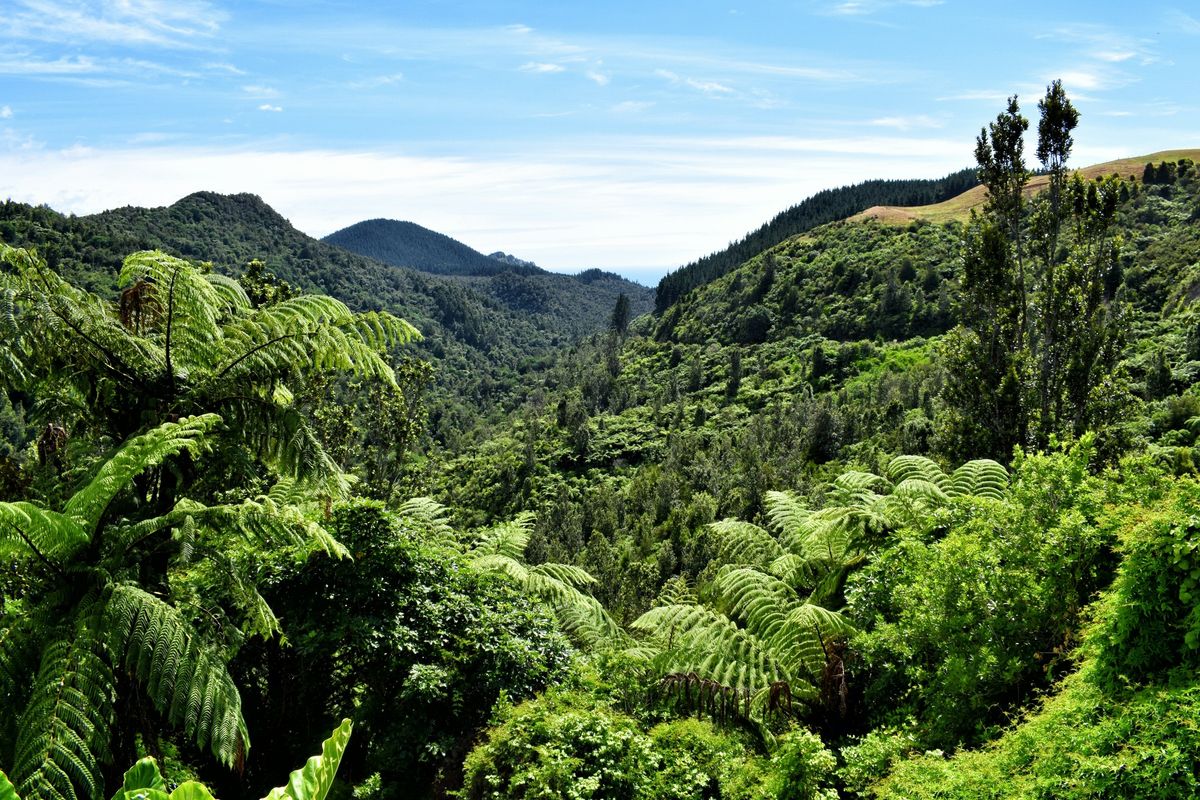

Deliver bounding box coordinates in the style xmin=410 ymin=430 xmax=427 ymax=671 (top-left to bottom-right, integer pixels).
xmin=323 ymin=218 xmax=543 ymax=277
xmin=325 ymin=216 xmax=655 ymax=337
xmin=653 ymin=168 xmax=979 ymax=313
xmin=853 ymin=148 xmax=1200 ymax=224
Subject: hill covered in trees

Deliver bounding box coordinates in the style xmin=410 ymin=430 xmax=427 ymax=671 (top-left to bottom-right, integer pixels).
xmin=324 ymin=215 xmax=655 ymax=339
xmin=323 ymin=218 xmax=543 ymax=277
xmin=653 ymin=168 xmax=980 ymax=312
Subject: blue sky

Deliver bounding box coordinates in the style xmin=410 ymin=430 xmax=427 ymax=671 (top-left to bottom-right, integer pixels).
xmin=2 ymin=1 xmax=1199 ymax=283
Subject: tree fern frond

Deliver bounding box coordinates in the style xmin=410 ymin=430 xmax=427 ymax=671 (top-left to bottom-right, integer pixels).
xmin=202 ymin=273 xmax=252 ymax=313
xmin=119 ymin=252 xmax=224 ymax=372
xmin=949 ymin=459 xmax=1009 ymax=499
xmin=64 ymin=415 xmax=220 ymax=534
xmin=469 ymin=513 xmax=534 ymax=559
xmin=395 ymin=497 xmax=454 ymax=541
xmin=713 ymin=567 xmax=800 ymax=646
xmin=778 ymin=604 xmax=855 ymax=677
xmin=213 ymin=396 xmax=350 ymax=498
xmin=530 ymin=562 xmax=596 ymax=590
xmin=886 ymin=455 xmax=950 ymax=490
xmin=708 ymin=519 xmax=783 ymax=567
xmin=470 ymin=554 xmax=529 ymax=584
xmin=829 ymin=470 xmax=888 ymax=503
xmin=0 ymin=503 xmax=87 ymax=563
xmin=764 ymin=490 xmax=811 ymax=534
xmin=14 ymin=628 xmax=115 ymax=800
xmin=103 ymin=584 xmax=248 ymax=770
xmin=655 ymin=575 xmax=697 ymax=606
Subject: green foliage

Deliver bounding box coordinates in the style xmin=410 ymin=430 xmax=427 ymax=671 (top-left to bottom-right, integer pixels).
xmin=236 ymin=500 xmax=572 ymax=800
xmin=0 ymin=418 xmax=338 ymax=800
xmin=847 ymin=439 xmax=1118 ymax=749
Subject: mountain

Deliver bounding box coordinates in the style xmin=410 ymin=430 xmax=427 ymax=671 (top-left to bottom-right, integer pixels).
xmin=323 ymin=215 xmax=655 ymax=338
xmin=653 ymin=167 xmax=980 ymax=313
xmin=323 ymin=218 xmax=542 ymax=277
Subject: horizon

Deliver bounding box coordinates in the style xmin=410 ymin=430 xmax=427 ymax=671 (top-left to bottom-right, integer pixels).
xmin=2 ymin=2 xmax=1199 ymax=282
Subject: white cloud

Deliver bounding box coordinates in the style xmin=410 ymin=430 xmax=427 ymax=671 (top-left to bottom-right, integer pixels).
xmin=612 ymin=101 xmax=654 ymax=113
xmin=0 ymin=106 xmax=12 ymax=119
xmin=0 ymin=55 xmax=98 ymax=75
xmin=585 ymin=70 xmax=610 ymax=86
xmin=519 ymin=62 xmax=565 ymax=73
xmin=205 ymin=62 xmax=246 ymax=75
xmin=655 ymin=68 xmax=734 ymax=95
xmin=0 ymin=135 xmax=977 ymax=272
xmin=257 ymin=104 xmax=283 ymax=112
xmin=1166 ymin=9 xmax=1200 ymax=34
xmin=347 ymin=73 xmax=405 ymax=89
xmin=870 ymin=114 xmax=943 ymax=130
xmin=243 ymin=84 xmax=280 ymax=98
xmin=820 ymin=0 xmax=943 ymax=15
xmin=3 ymin=0 xmax=225 ymax=48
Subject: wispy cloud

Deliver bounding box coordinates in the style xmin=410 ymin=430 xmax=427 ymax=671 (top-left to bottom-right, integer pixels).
xmin=612 ymin=100 xmax=654 ymax=113
xmin=1166 ymin=9 xmax=1200 ymax=34
xmin=519 ymin=62 xmax=566 ymax=73
xmin=585 ymin=69 xmax=610 ymax=86
xmin=257 ymin=104 xmax=283 ymax=112
xmin=819 ymin=0 xmax=943 ymax=16
xmin=656 ymin=69 xmax=734 ymax=95
xmin=0 ymin=54 xmax=99 ymax=75
xmin=205 ymin=61 xmax=245 ymax=75
xmin=347 ymin=73 xmax=405 ymax=89
xmin=0 ymin=106 xmax=12 ymax=119
xmin=870 ymin=114 xmax=942 ymax=130
xmin=3 ymin=0 xmax=226 ymax=48
xmin=0 ymin=135 xmax=974 ymax=270
xmin=242 ymin=84 xmax=280 ymax=98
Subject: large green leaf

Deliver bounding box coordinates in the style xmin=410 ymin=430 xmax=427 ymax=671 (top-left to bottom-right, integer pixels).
xmin=261 ymin=719 xmax=353 ymax=800
xmin=0 ymin=769 xmax=21 ymax=800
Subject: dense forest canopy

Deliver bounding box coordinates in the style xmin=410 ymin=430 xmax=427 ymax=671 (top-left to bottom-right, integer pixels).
xmin=4 ymin=81 xmax=1200 ymax=800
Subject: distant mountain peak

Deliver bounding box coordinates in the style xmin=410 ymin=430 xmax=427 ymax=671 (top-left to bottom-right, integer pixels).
xmin=323 ymin=218 xmax=545 ymax=277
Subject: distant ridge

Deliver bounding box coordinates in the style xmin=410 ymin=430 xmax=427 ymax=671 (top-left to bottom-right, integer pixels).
xmin=654 ymin=168 xmax=980 ymax=313
xmin=323 ymin=218 xmax=543 ymax=277
xmin=852 ymin=148 xmax=1200 ymax=225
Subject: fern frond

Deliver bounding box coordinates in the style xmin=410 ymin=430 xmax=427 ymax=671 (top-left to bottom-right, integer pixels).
xmin=203 ymin=273 xmax=252 ymax=314
xmin=0 ymin=503 xmax=87 ymax=563
xmin=13 ymin=628 xmax=115 ymax=800
xmin=212 ymin=396 xmax=350 ymax=497
xmin=949 ymin=459 xmax=1009 ymax=499
xmin=655 ymin=575 xmax=697 ymax=606
xmin=886 ymin=455 xmax=950 ymax=490
xmin=64 ymin=416 xmax=220 ymax=534
xmin=764 ymin=490 xmax=811 ymax=541
xmin=469 ymin=513 xmax=534 ymax=559
xmin=530 ymin=562 xmax=596 ymax=590
xmin=119 ymin=252 xmax=224 ymax=372
xmin=396 ymin=497 xmax=454 ymax=540
xmin=713 ymin=567 xmax=800 ymax=646
xmin=779 ymin=603 xmax=854 ymax=677
xmin=104 ymin=584 xmax=248 ymax=770
xmin=708 ymin=519 xmax=783 ymax=567
xmin=470 ymin=554 xmax=529 ymax=585
xmin=552 ymin=594 xmax=628 ymax=651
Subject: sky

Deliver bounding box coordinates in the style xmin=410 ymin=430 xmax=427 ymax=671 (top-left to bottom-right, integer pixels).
xmin=2 ymin=1 xmax=1199 ymax=284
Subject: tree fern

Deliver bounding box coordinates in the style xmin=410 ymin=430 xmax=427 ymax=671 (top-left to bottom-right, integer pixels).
xmin=13 ymin=623 xmax=114 ymax=800
xmin=949 ymin=459 xmax=1009 ymax=499
xmin=103 ymin=584 xmax=248 ymax=769
xmin=466 ymin=513 xmax=624 ymax=649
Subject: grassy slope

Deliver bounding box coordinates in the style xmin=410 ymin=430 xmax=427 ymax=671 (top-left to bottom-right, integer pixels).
xmin=852 ymin=149 xmax=1200 ymax=225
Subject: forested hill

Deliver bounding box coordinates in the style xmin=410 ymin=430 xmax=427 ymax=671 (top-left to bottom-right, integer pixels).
xmin=653 ymin=167 xmax=978 ymax=312
xmin=323 ymin=218 xmax=544 ymax=277
xmin=324 ymin=215 xmax=655 ymax=334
